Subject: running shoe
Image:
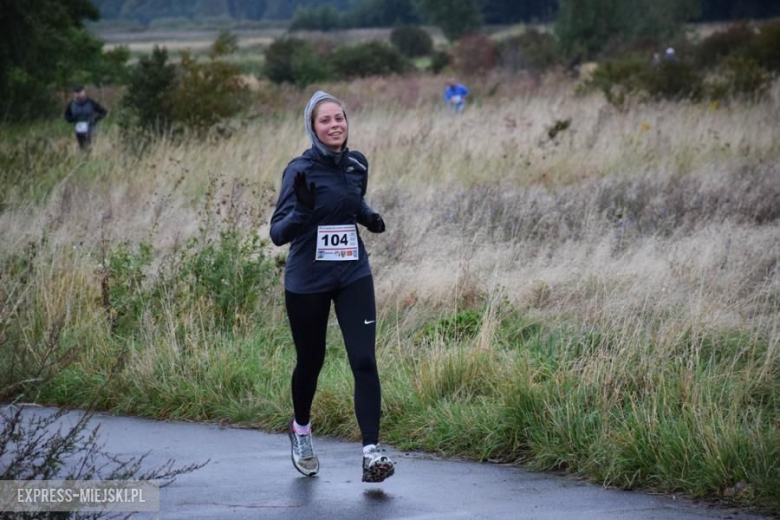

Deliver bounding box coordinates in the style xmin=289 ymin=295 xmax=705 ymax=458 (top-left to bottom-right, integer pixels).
xmin=362 ymin=444 xmax=395 ymax=483
xmin=288 ymin=419 xmax=319 ymax=477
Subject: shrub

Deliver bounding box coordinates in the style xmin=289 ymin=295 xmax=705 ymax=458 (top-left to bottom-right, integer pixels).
xmin=588 ymin=53 xmax=704 ymax=105
xmin=752 ymin=19 xmax=780 ymax=72
xmin=291 ymin=45 xmax=334 ymax=87
xmin=105 ymin=229 xmax=278 ymax=337
xmin=390 ymin=25 xmax=434 ymax=58
xmin=93 ymin=45 xmax=132 ymax=86
xmin=121 ymin=35 xmax=249 ymax=139
xmin=211 ymin=29 xmax=239 ymax=57
xmin=122 ymin=46 xmax=177 ymax=132
xmin=707 ymin=55 xmax=772 ymax=101
xmin=330 ymin=42 xmax=409 ymax=79
xmin=587 ymin=54 xmax=652 ymax=106
xmin=644 ymin=59 xmax=704 ymax=101
xmin=430 ymin=50 xmax=451 ymax=74
xmin=696 ymin=22 xmax=757 ymax=69
xmin=451 ymin=33 xmax=497 ymax=75
xmin=264 ymin=38 xmax=310 ymax=84
xmin=168 ymin=51 xmax=247 ymax=131
xmin=497 ymin=29 xmax=559 ymax=73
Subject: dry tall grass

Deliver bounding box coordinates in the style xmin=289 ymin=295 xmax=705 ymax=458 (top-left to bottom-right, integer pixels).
xmin=4 ymin=74 xmax=778 ymax=342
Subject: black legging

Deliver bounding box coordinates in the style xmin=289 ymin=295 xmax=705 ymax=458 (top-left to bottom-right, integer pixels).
xmin=285 ymin=275 xmax=381 ymax=446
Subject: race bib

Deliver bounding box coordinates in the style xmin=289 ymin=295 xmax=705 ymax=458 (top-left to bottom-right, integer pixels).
xmin=451 ymin=95 xmax=462 ymax=104
xmin=75 ymin=122 xmax=89 ymax=134
xmin=316 ymin=225 xmax=359 ymax=261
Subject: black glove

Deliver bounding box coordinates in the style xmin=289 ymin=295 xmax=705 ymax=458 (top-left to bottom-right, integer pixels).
xmin=293 ymin=172 xmax=316 ymax=210
xmin=367 ymin=213 xmax=385 ymax=233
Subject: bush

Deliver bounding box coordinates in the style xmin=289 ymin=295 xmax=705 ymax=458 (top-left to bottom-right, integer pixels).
xmin=105 ymin=229 xmax=278 ymax=337
xmin=451 ymin=34 xmax=497 ymax=75
xmin=169 ymin=51 xmax=247 ymax=131
xmin=263 ymin=37 xmax=332 ymax=87
xmin=645 ymin=59 xmax=704 ymax=101
xmin=264 ymin=38 xmax=310 ymax=84
xmin=291 ymin=45 xmax=334 ymax=87
xmin=430 ymin=50 xmax=451 ymax=74
xmin=696 ymin=22 xmax=757 ymax=69
xmin=390 ymin=25 xmax=434 ymax=58
xmin=587 ymin=54 xmax=652 ymax=106
xmin=95 ymin=45 xmax=132 ymax=85
xmin=753 ymin=19 xmax=780 ymax=72
xmin=330 ymin=42 xmax=409 ymax=79
xmin=588 ymin=53 xmax=704 ymax=105
xmin=122 ymin=46 xmax=177 ymax=132
xmin=708 ymin=55 xmax=772 ymax=101
xmin=211 ymin=29 xmax=239 ymax=57
xmin=120 ymin=35 xmax=249 ymax=139
xmin=497 ymin=29 xmax=559 ymax=73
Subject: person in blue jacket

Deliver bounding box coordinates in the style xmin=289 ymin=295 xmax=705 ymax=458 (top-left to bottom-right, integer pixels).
xmin=270 ymin=90 xmax=395 ymax=483
xmin=444 ymin=78 xmax=470 ymax=113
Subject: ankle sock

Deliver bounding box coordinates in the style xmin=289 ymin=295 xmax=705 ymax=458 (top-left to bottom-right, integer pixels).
xmin=363 ymin=444 xmax=377 ymax=456
xmin=293 ymin=420 xmax=311 ymax=435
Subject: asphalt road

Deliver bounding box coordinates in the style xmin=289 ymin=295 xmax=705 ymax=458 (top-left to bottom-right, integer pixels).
xmin=3 ymin=406 xmax=770 ymax=520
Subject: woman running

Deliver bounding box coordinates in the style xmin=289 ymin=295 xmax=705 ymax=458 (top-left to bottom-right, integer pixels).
xmin=269 ymin=91 xmax=394 ymax=483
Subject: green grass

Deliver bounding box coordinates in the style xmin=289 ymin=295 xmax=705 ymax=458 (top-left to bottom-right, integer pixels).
xmin=1 ymin=176 xmax=777 ymax=514
xmin=7 ymin=269 xmax=776 ymax=513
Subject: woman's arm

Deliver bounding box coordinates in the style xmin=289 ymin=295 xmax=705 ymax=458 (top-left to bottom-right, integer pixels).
xmin=270 ymin=165 xmax=314 ymax=246
xmin=349 ymin=152 xmax=381 ymax=229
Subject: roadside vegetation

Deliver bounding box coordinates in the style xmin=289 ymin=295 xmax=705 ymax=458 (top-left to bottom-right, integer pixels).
xmin=2 ymin=73 xmax=779 ymax=513
xmin=2 ymin=0 xmax=779 ymax=515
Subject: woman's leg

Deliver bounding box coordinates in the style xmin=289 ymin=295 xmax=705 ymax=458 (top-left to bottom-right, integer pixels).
xmin=285 ymin=289 xmax=332 ymax=426
xmin=333 ymin=276 xmax=381 ymax=446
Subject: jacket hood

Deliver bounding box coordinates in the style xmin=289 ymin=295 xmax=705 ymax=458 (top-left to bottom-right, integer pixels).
xmin=304 ymin=90 xmax=348 ymax=161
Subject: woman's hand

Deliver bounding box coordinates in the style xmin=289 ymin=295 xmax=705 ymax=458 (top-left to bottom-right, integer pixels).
xmin=294 ymin=172 xmax=316 ymax=210
xmin=367 ymin=213 xmax=385 ymax=233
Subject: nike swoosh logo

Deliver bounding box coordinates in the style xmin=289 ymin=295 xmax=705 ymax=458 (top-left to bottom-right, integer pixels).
xmin=364 ymin=320 xmax=375 ymax=325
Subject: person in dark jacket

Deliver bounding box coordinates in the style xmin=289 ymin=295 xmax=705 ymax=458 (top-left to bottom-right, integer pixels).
xmin=270 ymin=90 xmax=394 ymax=483
xmin=64 ymin=85 xmax=107 ymax=151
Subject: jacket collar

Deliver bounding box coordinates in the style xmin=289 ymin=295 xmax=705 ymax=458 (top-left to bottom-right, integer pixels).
xmin=303 ymin=145 xmax=347 ymax=168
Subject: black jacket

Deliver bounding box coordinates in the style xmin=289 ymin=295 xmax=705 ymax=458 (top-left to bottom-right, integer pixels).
xmin=270 ymin=146 xmax=380 ymax=294
xmin=64 ymin=98 xmax=107 ymax=125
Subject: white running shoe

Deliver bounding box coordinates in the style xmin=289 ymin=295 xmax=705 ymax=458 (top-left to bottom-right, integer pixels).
xmin=288 ymin=419 xmax=319 ymax=477
xmin=362 ymin=444 xmax=395 ymax=483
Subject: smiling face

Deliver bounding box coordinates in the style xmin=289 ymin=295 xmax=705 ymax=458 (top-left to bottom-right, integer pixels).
xmin=313 ymin=101 xmax=347 ymax=152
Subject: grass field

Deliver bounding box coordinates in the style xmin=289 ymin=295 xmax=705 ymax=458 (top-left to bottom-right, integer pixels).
xmin=1 ymin=71 xmax=779 ymax=514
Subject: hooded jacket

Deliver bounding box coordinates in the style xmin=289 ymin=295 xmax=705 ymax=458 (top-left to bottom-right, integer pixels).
xmin=270 ymin=91 xmax=380 ymax=294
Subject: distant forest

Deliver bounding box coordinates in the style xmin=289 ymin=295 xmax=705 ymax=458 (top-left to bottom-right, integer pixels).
xmin=91 ymin=0 xmax=780 ymax=25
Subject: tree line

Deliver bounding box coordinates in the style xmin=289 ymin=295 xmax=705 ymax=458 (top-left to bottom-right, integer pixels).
xmin=2 ymin=0 xmax=778 ymax=122
xmin=90 ymin=0 xmax=780 ymax=25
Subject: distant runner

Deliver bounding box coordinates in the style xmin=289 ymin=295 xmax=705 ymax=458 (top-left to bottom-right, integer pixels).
xmin=64 ymin=84 xmax=107 ymax=151
xmin=270 ymin=90 xmax=394 ymax=484
xmin=444 ymin=78 xmax=470 ymax=113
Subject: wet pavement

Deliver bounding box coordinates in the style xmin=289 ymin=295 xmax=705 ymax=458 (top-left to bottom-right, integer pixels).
xmin=4 ymin=406 xmax=770 ymax=519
